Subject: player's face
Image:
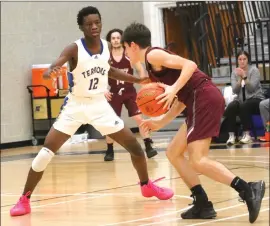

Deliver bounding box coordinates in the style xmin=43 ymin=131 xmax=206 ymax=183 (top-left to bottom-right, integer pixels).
xmin=238 ymin=54 xmax=248 ymax=69
xmin=124 ymin=42 xmax=140 ymax=64
xmin=110 ymin=32 xmax=122 ymax=48
xmin=80 ymin=14 xmax=102 ymax=38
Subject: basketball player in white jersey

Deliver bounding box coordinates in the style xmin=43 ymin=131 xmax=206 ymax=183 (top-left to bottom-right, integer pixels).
xmin=10 ymin=6 xmax=173 ymax=217
xmin=103 ymin=28 xmax=157 ymax=161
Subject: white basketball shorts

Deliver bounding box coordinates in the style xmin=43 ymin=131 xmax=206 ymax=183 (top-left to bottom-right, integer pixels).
xmin=53 ymin=93 xmax=124 ymax=136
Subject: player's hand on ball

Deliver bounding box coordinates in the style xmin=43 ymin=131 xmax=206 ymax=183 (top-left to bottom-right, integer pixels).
xmin=140 ymin=119 xmax=163 ymax=133
xmin=104 ymin=91 xmax=113 ymax=101
xmin=156 ymin=83 xmax=177 ymax=110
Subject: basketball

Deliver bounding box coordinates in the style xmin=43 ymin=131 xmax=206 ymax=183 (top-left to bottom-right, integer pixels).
xmin=136 ymin=83 xmax=167 ymax=117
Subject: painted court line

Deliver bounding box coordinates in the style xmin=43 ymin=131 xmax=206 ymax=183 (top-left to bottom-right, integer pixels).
xmin=139 ymin=197 xmax=269 ymax=226
xmin=102 ymin=195 xmax=193 ymax=226
xmin=1 ymin=194 xmax=108 ymax=214
xmin=217 ymin=159 xmax=269 ymax=164
xmin=186 ymin=208 xmax=269 ymax=226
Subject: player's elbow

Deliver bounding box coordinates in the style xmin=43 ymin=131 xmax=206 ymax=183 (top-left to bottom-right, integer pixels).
xmin=188 ymin=60 xmax=197 ymax=71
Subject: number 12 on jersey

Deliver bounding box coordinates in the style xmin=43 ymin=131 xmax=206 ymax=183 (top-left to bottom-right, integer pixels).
xmin=89 ymin=78 xmax=99 ymax=90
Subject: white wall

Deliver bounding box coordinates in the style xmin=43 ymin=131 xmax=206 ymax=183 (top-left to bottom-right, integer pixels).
xmin=1 ymin=2 xmax=144 ymax=143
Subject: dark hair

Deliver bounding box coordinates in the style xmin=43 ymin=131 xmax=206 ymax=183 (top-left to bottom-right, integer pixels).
xmin=236 ymin=50 xmax=250 ymax=63
xmin=106 ymin=28 xmax=123 ymax=42
xmin=77 ymin=6 xmax=101 ymax=26
xmin=121 ymin=22 xmax=151 ymax=48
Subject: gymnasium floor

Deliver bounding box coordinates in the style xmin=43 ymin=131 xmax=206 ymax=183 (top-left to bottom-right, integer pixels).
xmin=1 ymin=131 xmax=269 ymax=226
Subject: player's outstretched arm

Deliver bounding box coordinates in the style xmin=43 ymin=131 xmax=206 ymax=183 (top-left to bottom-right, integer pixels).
xmin=43 ymin=43 xmax=77 ymax=79
xmin=108 ymin=66 xmax=149 ymax=84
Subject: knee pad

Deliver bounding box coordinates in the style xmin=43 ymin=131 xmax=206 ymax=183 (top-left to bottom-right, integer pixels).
xmin=32 ymin=147 xmax=55 ymax=172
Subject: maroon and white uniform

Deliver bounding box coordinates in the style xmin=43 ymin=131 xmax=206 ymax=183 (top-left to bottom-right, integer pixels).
xmin=108 ymin=52 xmax=141 ymax=117
xmin=145 ymin=47 xmax=225 ymax=143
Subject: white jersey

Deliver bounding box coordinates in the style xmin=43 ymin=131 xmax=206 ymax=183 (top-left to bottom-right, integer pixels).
xmin=68 ymin=38 xmax=110 ymax=97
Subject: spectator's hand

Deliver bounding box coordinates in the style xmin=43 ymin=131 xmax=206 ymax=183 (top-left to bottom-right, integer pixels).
xmin=235 ymin=68 xmax=245 ymax=78
xmin=104 ymin=91 xmax=113 ymax=101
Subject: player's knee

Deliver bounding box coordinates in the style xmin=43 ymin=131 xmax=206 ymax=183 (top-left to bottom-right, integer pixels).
xmin=165 ymin=145 xmax=184 ymax=162
xmin=31 ymin=147 xmax=55 ymax=172
xmin=189 ymin=157 xmax=205 ymax=173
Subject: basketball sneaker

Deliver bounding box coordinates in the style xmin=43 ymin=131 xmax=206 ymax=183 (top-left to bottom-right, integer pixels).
xmin=181 ymin=195 xmax=217 ymax=219
xmin=144 ymin=138 xmax=158 ymax=158
xmin=239 ymin=180 xmax=265 ymax=223
xmin=140 ymin=177 xmax=174 ymax=200
xmin=10 ymin=192 xmax=31 ymax=216
xmin=104 ymin=149 xmax=114 ymax=161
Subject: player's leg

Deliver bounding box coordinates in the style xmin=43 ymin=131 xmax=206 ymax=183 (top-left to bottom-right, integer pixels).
xmin=182 ymin=86 xmax=265 ymax=223
xmin=108 ymin=126 xmax=173 ymax=200
xmin=90 ymin=100 xmax=173 ymax=200
xmin=124 ymin=93 xmax=158 ymax=158
xmin=166 ymin=123 xmax=217 ymax=219
xmin=187 ymin=137 xmax=265 ymax=223
xmin=104 ymin=94 xmax=123 ymax=161
xmin=10 ymin=98 xmax=82 ymax=216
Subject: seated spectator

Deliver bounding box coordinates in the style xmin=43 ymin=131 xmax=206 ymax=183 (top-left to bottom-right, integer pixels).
xmin=259 ymin=98 xmax=270 ymax=141
xmin=224 ymin=50 xmax=265 ymax=145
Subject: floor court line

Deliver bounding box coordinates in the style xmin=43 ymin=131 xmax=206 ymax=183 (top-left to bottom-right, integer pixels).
xmin=1 ymin=194 xmax=109 ymax=214
xmin=185 ymin=208 xmax=270 ymax=226
xmin=1 ymin=194 xmax=192 ymax=216
xmin=139 ymin=197 xmax=269 ymax=226
xmin=217 ymin=159 xmax=269 ymax=164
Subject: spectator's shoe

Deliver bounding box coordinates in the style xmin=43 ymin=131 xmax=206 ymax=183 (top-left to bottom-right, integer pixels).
xmin=140 ymin=177 xmax=174 ymax=200
xmin=240 ymin=133 xmax=252 ymax=144
xmin=259 ymin=132 xmax=270 ymax=142
xmin=239 ymin=180 xmax=265 ymax=223
xmin=10 ymin=192 xmax=31 ymax=216
xmin=226 ymin=134 xmax=236 ymax=145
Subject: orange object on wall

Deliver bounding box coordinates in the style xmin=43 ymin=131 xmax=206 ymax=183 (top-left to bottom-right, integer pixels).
xmin=32 ymin=64 xmax=68 ymax=97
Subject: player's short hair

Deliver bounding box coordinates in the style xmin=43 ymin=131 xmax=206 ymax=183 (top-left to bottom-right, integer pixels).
xmin=77 ymin=6 xmax=101 ymax=26
xmin=106 ymin=28 xmax=123 ymax=42
xmin=121 ymin=22 xmax=151 ymax=48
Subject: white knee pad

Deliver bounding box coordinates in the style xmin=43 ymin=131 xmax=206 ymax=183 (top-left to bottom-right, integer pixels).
xmin=32 ymin=147 xmax=55 ymax=172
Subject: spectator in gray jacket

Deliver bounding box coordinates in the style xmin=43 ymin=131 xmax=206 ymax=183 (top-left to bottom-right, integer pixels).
xmin=224 ymin=51 xmax=265 ymax=145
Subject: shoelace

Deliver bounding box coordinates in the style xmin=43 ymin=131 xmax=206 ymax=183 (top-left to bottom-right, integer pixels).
xmin=18 ymin=191 xmax=31 ymax=204
xmin=188 ymin=194 xmax=196 ymax=206
xmin=138 ymin=176 xmax=166 ymax=188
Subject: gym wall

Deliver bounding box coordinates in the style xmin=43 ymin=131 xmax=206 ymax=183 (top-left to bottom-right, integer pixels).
xmin=1 ymin=2 xmax=144 ymax=144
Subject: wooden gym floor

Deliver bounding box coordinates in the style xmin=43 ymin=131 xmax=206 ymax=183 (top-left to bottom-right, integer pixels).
xmin=1 ymin=131 xmax=269 ymax=226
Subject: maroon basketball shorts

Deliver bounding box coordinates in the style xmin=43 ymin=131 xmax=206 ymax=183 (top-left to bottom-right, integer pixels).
xmin=109 ymin=91 xmax=141 ymax=117
xmin=185 ymin=83 xmax=225 ymax=144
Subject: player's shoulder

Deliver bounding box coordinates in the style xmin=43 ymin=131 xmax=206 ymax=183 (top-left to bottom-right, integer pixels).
xmin=146 ymin=47 xmax=170 ymax=62
xmin=61 ymin=42 xmax=78 ymax=56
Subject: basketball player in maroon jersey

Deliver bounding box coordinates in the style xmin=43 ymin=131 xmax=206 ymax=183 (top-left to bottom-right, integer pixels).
xmin=103 ymin=28 xmax=157 ymax=161
xmin=121 ymin=22 xmax=265 ymax=223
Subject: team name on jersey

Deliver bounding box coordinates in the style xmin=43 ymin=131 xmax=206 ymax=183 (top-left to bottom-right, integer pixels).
xmin=82 ymin=66 xmax=107 ymax=78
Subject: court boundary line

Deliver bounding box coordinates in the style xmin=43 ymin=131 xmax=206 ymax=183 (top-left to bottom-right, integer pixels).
xmin=1 ymin=165 xmax=268 ymax=208
xmin=138 ymin=197 xmax=269 ymax=226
